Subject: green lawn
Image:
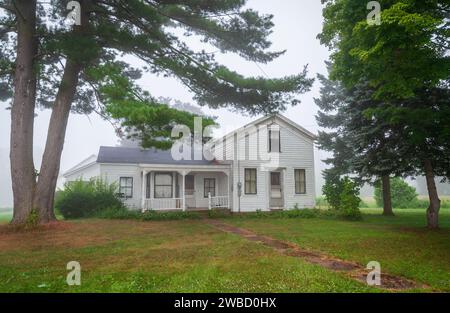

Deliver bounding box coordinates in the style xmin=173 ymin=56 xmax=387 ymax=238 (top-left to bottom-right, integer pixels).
xmin=0 ymin=209 xmax=448 ymax=292
xmin=228 ymin=208 xmax=450 ymax=292
xmin=0 ymin=219 xmax=378 ymax=293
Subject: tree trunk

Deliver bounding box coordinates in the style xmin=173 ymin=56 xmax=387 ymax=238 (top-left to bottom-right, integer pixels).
xmin=33 ymin=60 xmax=82 ymax=223
xmin=381 ymin=175 xmax=394 ymax=216
xmin=10 ymin=0 xmax=38 ymax=225
xmin=424 ymin=159 xmax=440 ymax=229
xmin=33 ymin=2 xmax=90 ymax=223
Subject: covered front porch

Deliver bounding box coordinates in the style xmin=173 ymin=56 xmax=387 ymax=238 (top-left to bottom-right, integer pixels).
xmin=140 ymin=166 xmax=231 ymax=211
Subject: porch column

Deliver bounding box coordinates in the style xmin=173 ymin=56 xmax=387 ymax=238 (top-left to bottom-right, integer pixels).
xmin=141 ymin=170 xmax=147 ymax=212
xmin=181 ymin=170 xmax=186 ymax=211
xmin=227 ymin=171 xmax=230 ymax=210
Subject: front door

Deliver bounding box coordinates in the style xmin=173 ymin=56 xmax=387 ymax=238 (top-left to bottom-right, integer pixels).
xmin=269 ymin=171 xmax=283 ymax=208
xmin=185 ymin=175 xmax=196 ymax=209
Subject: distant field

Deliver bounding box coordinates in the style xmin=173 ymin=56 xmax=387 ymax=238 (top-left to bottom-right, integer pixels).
xmin=0 ymin=209 xmax=12 ymax=223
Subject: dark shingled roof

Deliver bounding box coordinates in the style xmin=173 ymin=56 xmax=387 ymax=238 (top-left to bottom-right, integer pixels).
xmin=97 ymin=146 xmax=219 ymax=165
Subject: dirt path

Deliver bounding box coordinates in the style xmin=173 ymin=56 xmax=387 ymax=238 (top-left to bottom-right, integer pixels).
xmin=204 ymin=219 xmax=430 ymax=291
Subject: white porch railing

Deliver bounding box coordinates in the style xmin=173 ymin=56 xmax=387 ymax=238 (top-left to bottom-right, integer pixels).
xmin=208 ymin=194 xmax=229 ymax=210
xmin=144 ymin=198 xmax=184 ymax=211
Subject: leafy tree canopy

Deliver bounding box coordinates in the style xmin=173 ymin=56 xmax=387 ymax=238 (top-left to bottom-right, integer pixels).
xmin=319 ymin=0 xmax=449 ymax=99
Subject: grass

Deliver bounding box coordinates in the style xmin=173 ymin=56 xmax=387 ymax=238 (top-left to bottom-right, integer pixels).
xmin=0 ymin=208 xmax=448 ymax=292
xmin=0 ymin=219 xmax=377 ymax=293
xmin=0 ymin=209 xmax=12 ymax=223
xmin=228 ymin=208 xmax=450 ymax=292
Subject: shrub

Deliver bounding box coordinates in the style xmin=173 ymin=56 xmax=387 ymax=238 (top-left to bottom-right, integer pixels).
xmin=95 ymin=206 xmax=140 ymax=219
xmin=97 ymin=207 xmax=201 ymax=220
xmin=140 ymin=211 xmax=200 ymax=221
xmin=406 ymin=198 xmax=450 ymax=209
xmin=339 ymin=177 xmax=362 ymax=220
xmin=208 ymin=209 xmax=231 ymax=219
xmin=322 ymin=173 xmax=344 ymax=210
xmin=55 ymin=179 xmax=125 ymax=219
xmin=374 ymin=177 xmax=418 ymax=208
xmin=322 ymin=173 xmax=362 ymax=219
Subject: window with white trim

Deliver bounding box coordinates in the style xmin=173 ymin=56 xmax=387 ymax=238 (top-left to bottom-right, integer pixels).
xmin=119 ymin=177 xmax=133 ymax=198
xmin=268 ymin=128 xmax=281 ymax=153
xmin=295 ymin=169 xmax=306 ymax=194
xmin=244 ymin=168 xmax=257 ymax=195
xmin=154 ymin=173 xmax=173 ymax=198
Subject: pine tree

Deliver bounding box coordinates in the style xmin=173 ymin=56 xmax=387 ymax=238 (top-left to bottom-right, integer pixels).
xmin=315 ymin=72 xmax=413 ymax=216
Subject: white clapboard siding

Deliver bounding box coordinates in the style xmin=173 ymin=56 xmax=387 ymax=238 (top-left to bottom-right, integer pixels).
xmin=224 ymin=116 xmax=316 ymax=212
xmin=100 ymin=164 xmax=142 ymax=209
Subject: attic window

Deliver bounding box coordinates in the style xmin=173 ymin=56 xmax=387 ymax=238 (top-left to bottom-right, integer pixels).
xmin=268 ymin=128 xmax=281 ymax=153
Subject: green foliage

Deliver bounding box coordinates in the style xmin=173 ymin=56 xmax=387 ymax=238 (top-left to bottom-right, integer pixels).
xmin=263 ymin=208 xmax=319 ymax=219
xmin=55 ymin=179 xmax=125 ymax=219
xmin=374 ymin=177 xmax=418 ymax=208
xmin=231 ymin=208 xmax=339 ymax=220
xmin=339 ymin=177 xmax=362 ymax=220
xmin=207 ymin=209 xmax=232 ymax=219
xmin=322 ymin=172 xmax=344 ymax=210
xmin=391 ymin=198 xmax=450 ymax=210
xmin=322 ymin=174 xmax=361 ymax=219
xmin=317 ymin=1 xmax=450 ymax=187
xmin=25 ymin=209 xmax=39 ymax=228
xmin=319 ymin=0 xmax=449 ymax=99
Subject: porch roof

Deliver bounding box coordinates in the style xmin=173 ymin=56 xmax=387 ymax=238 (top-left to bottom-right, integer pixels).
xmin=97 ymin=146 xmax=222 ymax=166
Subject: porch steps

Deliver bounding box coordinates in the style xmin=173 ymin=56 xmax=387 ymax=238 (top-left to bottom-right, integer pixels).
xmin=187 ymin=208 xmax=232 ymax=216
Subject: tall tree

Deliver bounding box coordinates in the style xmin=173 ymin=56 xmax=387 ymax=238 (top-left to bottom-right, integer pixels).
xmin=4 ymin=0 xmax=38 ymax=223
xmin=315 ymin=73 xmax=414 ymax=216
xmin=319 ymin=0 xmax=450 ymax=228
xmin=0 ymin=0 xmax=313 ymax=225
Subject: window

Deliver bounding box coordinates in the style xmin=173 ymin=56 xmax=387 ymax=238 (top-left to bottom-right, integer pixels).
xmin=268 ymin=128 xmax=281 ymax=152
xmin=295 ymin=169 xmax=306 ymax=194
xmin=245 ymin=168 xmax=257 ymax=194
xmin=154 ymin=173 xmax=173 ymax=198
xmin=204 ymin=178 xmax=216 ymax=197
xmin=271 ymin=172 xmax=280 ymax=186
xmin=119 ymin=177 xmax=133 ymax=198
xmin=185 ymin=175 xmax=195 ymax=195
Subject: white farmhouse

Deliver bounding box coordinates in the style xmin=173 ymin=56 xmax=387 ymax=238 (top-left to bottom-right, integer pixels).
xmin=63 ymin=114 xmax=317 ymax=212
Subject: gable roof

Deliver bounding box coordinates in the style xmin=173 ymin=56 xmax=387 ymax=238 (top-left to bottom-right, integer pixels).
xmin=216 ymin=113 xmax=317 ymax=143
xmin=97 ymin=146 xmax=219 ymax=166
xmin=63 ymin=154 xmax=98 ymax=177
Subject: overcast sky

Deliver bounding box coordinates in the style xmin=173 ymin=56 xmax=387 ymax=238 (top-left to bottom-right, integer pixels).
xmin=0 ymin=0 xmax=332 ymax=207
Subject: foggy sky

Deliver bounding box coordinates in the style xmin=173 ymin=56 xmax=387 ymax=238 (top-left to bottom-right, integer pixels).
xmin=0 ymin=0 xmax=331 ymax=207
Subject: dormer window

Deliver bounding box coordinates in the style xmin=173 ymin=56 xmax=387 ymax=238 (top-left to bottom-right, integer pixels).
xmin=268 ymin=128 xmax=281 ymax=153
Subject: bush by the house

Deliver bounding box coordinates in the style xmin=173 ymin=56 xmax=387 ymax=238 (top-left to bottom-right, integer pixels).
xmin=322 ymin=173 xmax=344 ymax=210
xmin=55 ymin=179 xmax=125 ymax=219
xmin=323 ymin=174 xmax=362 ymax=219
xmin=339 ymin=177 xmax=362 ymax=220
xmin=374 ymin=177 xmax=418 ymax=209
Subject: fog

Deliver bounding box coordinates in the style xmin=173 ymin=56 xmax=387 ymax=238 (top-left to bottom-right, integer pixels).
xmin=1 ymin=1 xmax=333 ymax=208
